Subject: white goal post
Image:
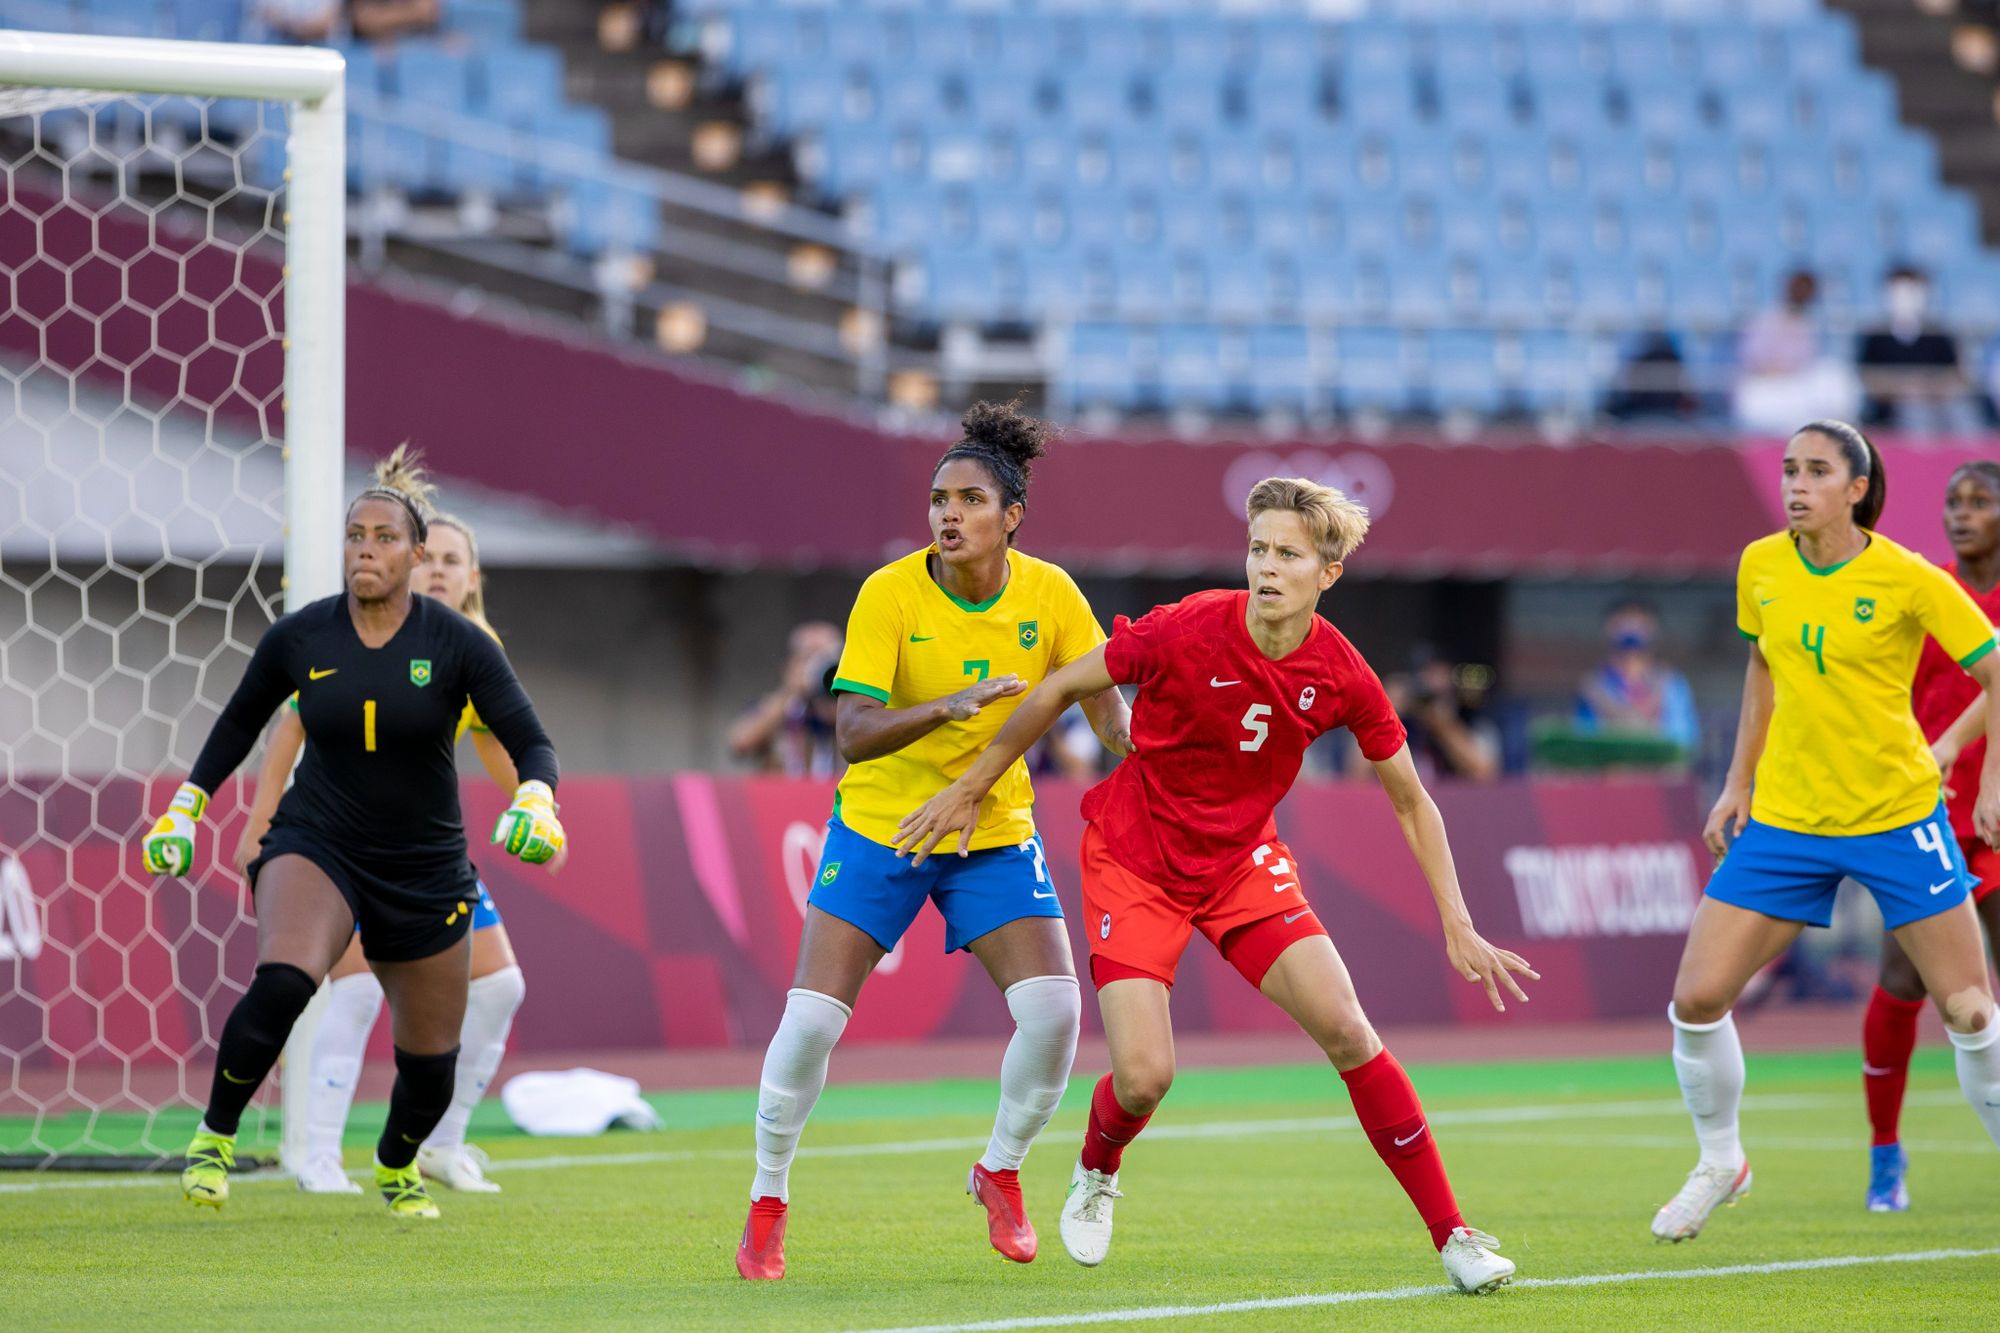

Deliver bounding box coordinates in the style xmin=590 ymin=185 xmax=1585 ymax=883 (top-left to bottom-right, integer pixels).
xmin=0 ymin=29 xmax=343 ymax=1171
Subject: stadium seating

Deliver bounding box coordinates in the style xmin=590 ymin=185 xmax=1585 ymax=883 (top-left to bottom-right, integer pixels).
xmin=20 ymin=0 xmax=648 ymax=260
xmin=689 ymin=0 xmax=2000 ymax=417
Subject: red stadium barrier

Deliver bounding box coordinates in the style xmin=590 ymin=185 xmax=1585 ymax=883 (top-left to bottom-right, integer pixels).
xmin=0 ymin=775 xmax=1711 ymax=1065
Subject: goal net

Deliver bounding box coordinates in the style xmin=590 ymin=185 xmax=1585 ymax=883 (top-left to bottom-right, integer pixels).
xmin=0 ymin=30 xmax=344 ymax=1170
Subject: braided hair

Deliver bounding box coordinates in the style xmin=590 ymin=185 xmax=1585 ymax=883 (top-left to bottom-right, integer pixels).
xmin=349 ymin=443 xmax=435 ymax=543
xmin=933 ymin=401 xmax=1052 ymax=546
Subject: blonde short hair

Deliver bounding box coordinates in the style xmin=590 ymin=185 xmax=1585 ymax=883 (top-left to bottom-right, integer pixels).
xmin=1244 ymin=477 xmax=1371 ymax=565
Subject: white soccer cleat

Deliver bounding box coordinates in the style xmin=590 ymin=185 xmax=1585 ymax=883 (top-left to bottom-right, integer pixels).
xmin=417 ymin=1142 xmax=502 ymax=1193
xmin=1440 ymin=1226 xmax=1515 ymax=1294
xmin=1651 ymin=1160 xmax=1751 ymax=1241
xmin=1058 ymin=1159 xmax=1121 ymax=1267
xmin=294 ymin=1153 xmax=362 ymax=1195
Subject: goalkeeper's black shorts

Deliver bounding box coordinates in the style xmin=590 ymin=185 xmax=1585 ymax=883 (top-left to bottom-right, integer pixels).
xmin=249 ymin=820 xmax=478 ymax=962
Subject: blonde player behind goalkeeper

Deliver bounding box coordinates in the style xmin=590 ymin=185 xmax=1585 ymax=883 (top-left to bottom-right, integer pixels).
xmin=236 ymin=484 xmax=545 ymax=1193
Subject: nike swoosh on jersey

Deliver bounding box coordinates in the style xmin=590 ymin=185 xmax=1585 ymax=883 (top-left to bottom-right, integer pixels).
xmin=1210 ymin=677 xmax=1240 ymax=687
xmin=1283 ymin=910 xmax=1311 ymax=924
xmin=1759 ymin=597 xmax=1779 ymax=607
xmin=308 ymin=667 xmax=337 ymax=680
xmin=1394 ymin=1125 xmax=1427 ymax=1147
xmin=1929 ymin=880 xmax=1955 ymax=894
xmin=909 ymin=634 xmax=936 ymax=642
xmin=1862 ymin=1063 xmax=1895 ymax=1077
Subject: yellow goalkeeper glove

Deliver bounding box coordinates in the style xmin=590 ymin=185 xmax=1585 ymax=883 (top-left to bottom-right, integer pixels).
xmin=491 ymin=780 xmax=564 ymax=865
xmin=141 ymin=782 xmax=209 ymax=877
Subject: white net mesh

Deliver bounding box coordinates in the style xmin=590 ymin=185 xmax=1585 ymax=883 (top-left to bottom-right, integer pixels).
xmin=0 ymin=87 xmax=293 ymax=1165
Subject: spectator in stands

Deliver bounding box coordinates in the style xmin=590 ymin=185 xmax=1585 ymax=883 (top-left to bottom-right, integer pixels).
xmin=1857 ymin=265 xmax=1975 ymax=435
xmin=1605 ymin=331 xmax=1696 ymax=422
xmin=1732 ymin=269 xmax=1861 ymax=434
xmin=249 ymin=0 xmax=439 ymax=44
xmin=1572 ymin=598 xmax=1700 ymax=755
xmin=727 ymin=620 xmax=844 ymax=778
xmin=1383 ymin=650 xmax=1501 ymax=783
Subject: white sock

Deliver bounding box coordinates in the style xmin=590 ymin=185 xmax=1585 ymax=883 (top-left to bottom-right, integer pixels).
xmin=750 ymin=988 xmax=850 ymax=1203
xmin=304 ymin=971 xmax=384 ymax=1161
xmin=1670 ymin=1003 xmax=1746 ymax=1169
xmin=980 ymin=975 xmax=1081 ymax=1173
xmin=425 ymin=964 xmax=525 ymax=1152
xmin=1947 ymin=1008 xmax=2000 ymax=1150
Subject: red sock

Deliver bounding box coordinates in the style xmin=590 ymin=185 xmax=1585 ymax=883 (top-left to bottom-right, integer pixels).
xmin=1341 ymin=1048 xmax=1464 ymax=1250
xmin=1862 ymin=985 xmax=1925 ymax=1147
xmin=1079 ymin=1073 xmax=1152 ymax=1174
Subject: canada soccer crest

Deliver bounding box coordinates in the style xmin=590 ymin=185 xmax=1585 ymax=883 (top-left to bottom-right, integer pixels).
xmin=1854 ymin=598 xmax=1875 ymax=623
xmin=1018 ymin=620 xmax=1039 ymax=649
xmin=410 ymin=659 xmax=432 ymax=687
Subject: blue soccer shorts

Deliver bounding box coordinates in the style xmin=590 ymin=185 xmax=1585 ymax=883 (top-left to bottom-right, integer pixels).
xmin=807 ymin=817 xmax=1063 ymax=953
xmin=1704 ymin=799 xmax=1974 ymax=930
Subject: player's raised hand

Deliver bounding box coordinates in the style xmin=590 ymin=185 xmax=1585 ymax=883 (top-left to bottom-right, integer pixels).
xmin=941 ymin=674 xmax=1025 ymax=722
xmin=492 ymin=780 xmax=566 ymax=865
xmin=1702 ymin=782 xmax=1752 ymax=863
xmin=895 ymin=779 xmax=984 ymax=867
xmin=1444 ymin=925 xmax=1538 ymax=1013
xmin=141 ymin=782 xmax=209 ymax=877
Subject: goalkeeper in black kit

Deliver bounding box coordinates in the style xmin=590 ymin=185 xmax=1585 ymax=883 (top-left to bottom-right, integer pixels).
xmin=141 ymin=457 xmax=564 ymax=1219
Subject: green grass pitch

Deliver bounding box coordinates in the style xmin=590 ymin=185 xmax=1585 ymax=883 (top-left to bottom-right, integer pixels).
xmin=2 ymin=1049 xmax=1993 ymax=1329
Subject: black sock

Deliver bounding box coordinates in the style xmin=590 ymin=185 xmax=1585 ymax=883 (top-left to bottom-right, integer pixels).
xmin=376 ymin=1046 xmax=460 ymax=1169
xmin=203 ymin=962 xmax=317 ymax=1136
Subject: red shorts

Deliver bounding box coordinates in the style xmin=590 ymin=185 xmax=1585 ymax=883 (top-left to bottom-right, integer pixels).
xmin=1962 ymin=837 xmax=2000 ymax=904
xmin=1079 ymin=821 xmax=1329 ymax=990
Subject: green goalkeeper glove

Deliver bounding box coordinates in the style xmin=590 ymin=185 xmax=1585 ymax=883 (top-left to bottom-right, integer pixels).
xmin=491 ymin=780 xmax=564 ymax=865
xmin=141 ymin=782 xmax=209 ymax=876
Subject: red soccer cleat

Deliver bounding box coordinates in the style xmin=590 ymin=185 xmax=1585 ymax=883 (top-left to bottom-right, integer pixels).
xmin=736 ymin=1196 xmax=788 ymax=1280
xmin=968 ymin=1163 xmax=1038 ymax=1263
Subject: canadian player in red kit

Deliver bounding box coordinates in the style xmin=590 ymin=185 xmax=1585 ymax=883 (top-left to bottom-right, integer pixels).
xmin=897 ymin=478 xmax=1537 ymax=1295
xmin=1862 ymin=460 xmax=2000 ymax=1212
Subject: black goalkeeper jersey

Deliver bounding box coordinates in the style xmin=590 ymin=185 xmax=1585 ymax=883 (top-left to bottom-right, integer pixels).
xmin=189 ymin=593 xmax=558 ymax=869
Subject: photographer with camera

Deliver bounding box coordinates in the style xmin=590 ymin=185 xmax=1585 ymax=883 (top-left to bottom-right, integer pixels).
xmin=728 ymin=621 xmax=845 ymax=778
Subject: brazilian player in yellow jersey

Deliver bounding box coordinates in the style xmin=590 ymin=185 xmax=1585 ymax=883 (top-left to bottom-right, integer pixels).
xmin=1652 ymin=421 xmax=2000 ymax=1246
xmin=737 ymin=404 xmax=1133 ymax=1281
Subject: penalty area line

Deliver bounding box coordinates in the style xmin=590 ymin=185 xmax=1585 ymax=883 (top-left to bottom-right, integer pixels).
xmin=847 ymin=1247 xmax=2000 ymax=1333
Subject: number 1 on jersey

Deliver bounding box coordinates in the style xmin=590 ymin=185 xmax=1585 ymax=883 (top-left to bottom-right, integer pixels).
xmin=363 ymin=699 xmax=377 ymax=752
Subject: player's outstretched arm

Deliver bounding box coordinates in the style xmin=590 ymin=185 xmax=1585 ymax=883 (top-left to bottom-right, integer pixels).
xmin=1704 ymin=647 xmax=1773 ymax=863
xmin=834 ymin=674 xmax=1028 ymax=764
xmin=895 ymin=645 xmax=1119 ymax=866
xmin=1369 ymin=743 xmax=1539 ymax=1013
xmin=1965 ymin=651 xmax=2000 ymax=848
xmin=232 ymin=708 xmax=305 ymax=877
xmin=1077 ymin=681 xmax=1135 ymax=758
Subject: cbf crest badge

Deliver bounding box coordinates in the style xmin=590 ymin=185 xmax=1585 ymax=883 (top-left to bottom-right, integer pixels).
xmin=1854 ymin=598 xmax=1875 ymax=623
xmin=410 ymin=659 xmax=433 ymax=687
xmin=1018 ymin=620 xmax=1039 ymax=650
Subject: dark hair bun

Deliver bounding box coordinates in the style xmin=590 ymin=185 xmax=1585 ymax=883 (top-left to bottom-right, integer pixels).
xmin=960 ymin=400 xmax=1051 ymax=480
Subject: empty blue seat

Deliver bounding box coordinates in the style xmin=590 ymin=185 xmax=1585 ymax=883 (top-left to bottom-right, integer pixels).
xmin=559 ymin=171 xmax=660 ymax=257
xmin=1247 ymin=324 xmax=1316 ymax=412
xmin=1387 ymin=259 xmax=1451 ymax=323
xmin=1819 ymin=71 xmax=1897 ymax=141
xmin=1902 ymin=190 xmax=1980 ymax=261
xmin=1518 ymin=329 xmax=1589 ymax=414
xmin=478 ymin=44 xmax=564 ymax=127
xmin=444 ymin=0 xmax=520 ymax=45
xmin=925 ymin=246 xmax=1009 ymax=324
xmin=1429 ymin=329 xmax=1503 ymax=414
xmin=1335 ymin=327 xmax=1412 ymax=414
xmin=1064 ymin=322 xmax=1143 ymax=411
xmin=1158 ymin=324 xmax=1229 ymax=411
xmin=388 ymin=43 xmax=472 ymax=113
xmin=1787 ymin=13 xmax=1860 ymax=85
xmin=175 ymin=0 xmax=241 ymax=42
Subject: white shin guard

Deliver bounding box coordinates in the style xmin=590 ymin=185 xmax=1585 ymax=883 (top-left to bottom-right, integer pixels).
xmin=1669 ymin=1003 xmax=1746 ymax=1169
xmin=751 ymin=988 xmax=851 ymax=1202
xmin=426 ymin=963 xmax=526 ymax=1151
xmin=981 ymin=975 xmax=1081 ymax=1173
xmin=304 ymin=971 xmax=385 ymax=1160
xmin=1947 ymin=1009 xmax=2000 ymax=1150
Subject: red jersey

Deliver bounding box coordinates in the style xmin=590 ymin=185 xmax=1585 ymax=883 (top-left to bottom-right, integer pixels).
xmin=1080 ymin=588 xmax=1407 ymax=894
xmin=1912 ymin=562 xmax=2000 ymax=839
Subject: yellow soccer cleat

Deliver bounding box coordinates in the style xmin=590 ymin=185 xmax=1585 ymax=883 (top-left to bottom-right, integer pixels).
xmin=181 ymin=1128 xmax=234 ymax=1210
xmin=376 ymin=1159 xmax=442 ymax=1219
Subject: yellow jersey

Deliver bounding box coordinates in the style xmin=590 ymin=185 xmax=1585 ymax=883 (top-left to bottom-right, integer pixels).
xmin=1737 ymin=530 xmax=1996 ymax=835
xmin=830 ymin=545 xmax=1106 ymax=850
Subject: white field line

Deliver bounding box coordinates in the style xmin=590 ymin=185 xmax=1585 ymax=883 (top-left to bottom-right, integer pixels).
xmin=847 ymin=1247 xmax=2000 ymax=1333
xmin=0 ymin=1089 xmax=1975 ymax=1194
